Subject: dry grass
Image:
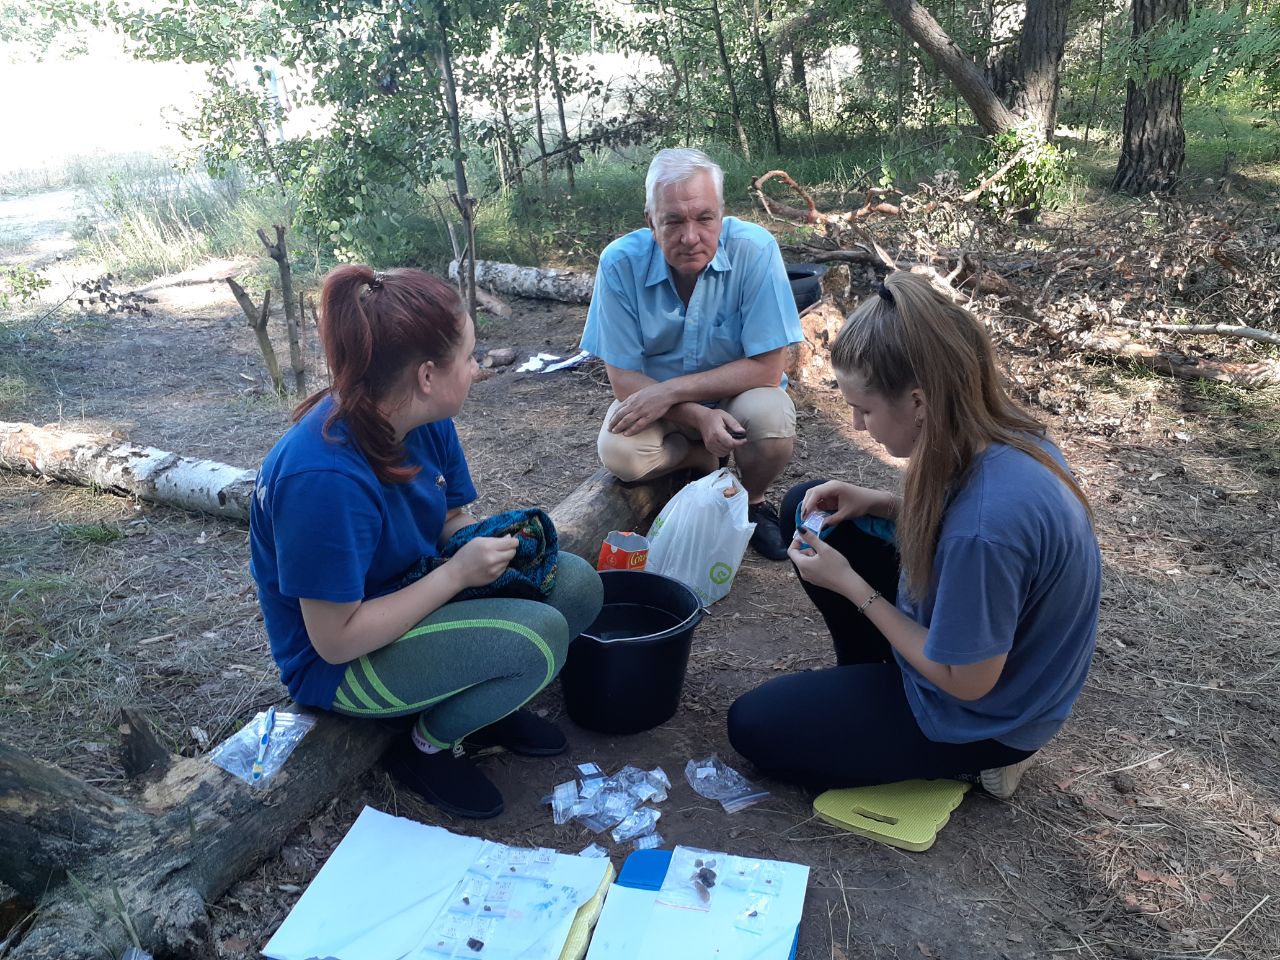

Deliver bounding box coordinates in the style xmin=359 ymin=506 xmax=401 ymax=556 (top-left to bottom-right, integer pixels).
xmin=0 ymin=475 xmax=272 ymax=785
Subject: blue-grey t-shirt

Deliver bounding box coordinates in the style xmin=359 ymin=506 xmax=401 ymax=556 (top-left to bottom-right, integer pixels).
xmin=895 ymin=440 xmax=1101 ymax=751
xmin=580 ymin=216 xmax=802 ymax=381
xmin=248 ymin=396 xmax=477 ymax=707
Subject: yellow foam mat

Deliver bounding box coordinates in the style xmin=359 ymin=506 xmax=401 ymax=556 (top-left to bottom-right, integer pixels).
xmin=558 ymin=860 xmax=617 ymax=960
xmin=813 ymin=779 xmax=971 ymax=852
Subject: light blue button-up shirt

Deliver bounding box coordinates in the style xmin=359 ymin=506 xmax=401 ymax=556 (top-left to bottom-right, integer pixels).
xmin=580 ymin=216 xmax=802 ymax=383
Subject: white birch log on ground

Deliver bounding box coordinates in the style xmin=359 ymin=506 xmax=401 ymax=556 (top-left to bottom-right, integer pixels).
xmin=448 ymin=259 xmax=595 ymax=304
xmin=0 ymin=422 xmax=255 ymax=521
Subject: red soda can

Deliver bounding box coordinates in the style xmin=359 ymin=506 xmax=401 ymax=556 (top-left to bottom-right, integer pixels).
xmin=596 ymin=530 xmax=649 ymax=571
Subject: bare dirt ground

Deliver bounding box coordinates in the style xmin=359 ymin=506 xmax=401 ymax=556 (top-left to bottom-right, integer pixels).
xmin=2 ymin=210 xmax=1279 ymax=959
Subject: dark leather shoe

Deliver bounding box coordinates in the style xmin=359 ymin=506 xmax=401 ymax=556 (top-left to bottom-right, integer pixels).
xmin=384 ymin=738 xmax=504 ymax=819
xmin=747 ymin=501 xmax=790 ymax=561
xmin=464 ymin=709 xmax=568 ymax=756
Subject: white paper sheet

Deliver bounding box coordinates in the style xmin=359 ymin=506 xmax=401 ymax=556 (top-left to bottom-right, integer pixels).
xmin=263 ymin=808 xmax=482 ymax=960
xmin=584 ymin=853 xmax=807 ymax=960
xmin=263 ymin=806 xmax=607 ymax=960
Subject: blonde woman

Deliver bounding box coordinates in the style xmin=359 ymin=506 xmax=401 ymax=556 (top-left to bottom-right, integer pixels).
xmin=728 ymin=272 xmax=1100 ymax=798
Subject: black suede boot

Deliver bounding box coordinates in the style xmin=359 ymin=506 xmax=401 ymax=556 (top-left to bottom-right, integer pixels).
xmin=384 ymin=737 xmax=504 ymax=819
xmin=464 ymin=709 xmax=568 ymax=757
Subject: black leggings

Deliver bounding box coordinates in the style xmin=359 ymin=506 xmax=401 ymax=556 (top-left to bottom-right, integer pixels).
xmin=726 ymin=480 xmax=1034 ymax=790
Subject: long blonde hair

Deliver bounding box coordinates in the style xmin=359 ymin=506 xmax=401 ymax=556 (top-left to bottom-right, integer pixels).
xmin=830 ymin=272 xmax=1091 ymax=597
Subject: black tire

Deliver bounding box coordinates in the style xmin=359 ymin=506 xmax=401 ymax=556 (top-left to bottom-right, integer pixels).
xmin=785 ymin=262 xmax=827 ymax=312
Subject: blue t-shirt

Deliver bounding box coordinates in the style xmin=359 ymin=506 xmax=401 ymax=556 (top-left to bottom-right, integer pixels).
xmin=580 ymin=216 xmax=802 ymax=382
xmin=895 ymin=441 xmax=1101 ymax=751
xmin=248 ymin=396 xmax=477 ymax=707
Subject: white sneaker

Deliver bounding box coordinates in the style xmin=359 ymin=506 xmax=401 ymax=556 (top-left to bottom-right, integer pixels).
xmin=979 ymin=756 xmax=1036 ymax=800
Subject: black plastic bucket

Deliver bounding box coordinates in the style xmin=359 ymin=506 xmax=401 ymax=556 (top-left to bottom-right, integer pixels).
xmin=560 ymin=570 xmax=704 ymax=735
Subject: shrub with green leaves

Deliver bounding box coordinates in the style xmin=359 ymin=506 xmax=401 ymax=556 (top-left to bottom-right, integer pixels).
xmin=0 ymin=266 xmax=50 ymax=311
xmin=977 ymin=129 xmax=1075 ymax=221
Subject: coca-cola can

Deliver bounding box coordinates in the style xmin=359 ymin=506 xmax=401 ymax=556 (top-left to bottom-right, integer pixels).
xmin=596 ymin=530 xmax=649 ymax=571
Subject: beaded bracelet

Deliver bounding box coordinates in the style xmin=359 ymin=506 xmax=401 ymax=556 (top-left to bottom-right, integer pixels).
xmin=857 ymin=590 xmax=881 ymax=615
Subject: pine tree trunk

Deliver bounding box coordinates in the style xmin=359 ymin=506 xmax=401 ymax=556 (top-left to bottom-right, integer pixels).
xmin=1112 ymin=0 xmax=1187 ymax=194
xmin=1008 ymin=0 xmax=1072 ymax=140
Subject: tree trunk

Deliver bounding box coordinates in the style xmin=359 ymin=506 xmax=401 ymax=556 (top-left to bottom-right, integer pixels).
xmin=447 ymin=259 xmax=594 ymax=304
xmin=0 ymin=422 xmax=256 ymax=521
xmin=544 ymin=29 xmax=576 ymax=193
xmin=709 ymin=0 xmax=752 ymax=160
xmin=791 ymin=47 xmax=812 ymax=130
xmin=1112 ymin=0 xmax=1187 ymax=195
xmin=1 ymin=716 xmax=397 ymax=960
xmin=1007 ymin=0 xmax=1072 ymax=140
xmin=436 ymin=9 xmax=477 ymax=320
xmin=498 ymin=92 xmax=524 ymax=186
xmin=550 ymin=467 xmax=683 ymax=559
xmin=531 ymin=37 xmax=551 ymax=191
xmin=745 ymin=0 xmax=784 ymax=153
xmin=256 ymin=226 xmax=306 ymax=395
xmin=881 ymin=0 xmax=1022 ymax=135
xmin=225 ymin=278 xmax=284 ymax=395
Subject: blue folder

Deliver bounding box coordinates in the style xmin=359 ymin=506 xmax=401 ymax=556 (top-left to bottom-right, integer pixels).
xmin=615 ymin=849 xmax=800 ymax=960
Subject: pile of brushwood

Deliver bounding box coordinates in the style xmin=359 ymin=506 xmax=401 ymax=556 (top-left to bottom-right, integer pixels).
xmin=753 ymin=168 xmax=1280 ymax=391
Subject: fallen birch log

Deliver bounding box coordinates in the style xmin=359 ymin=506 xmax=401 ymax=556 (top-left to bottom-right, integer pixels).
xmin=448 ymin=259 xmax=595 ymax=304
xmin=0 ymin=464 xmax=681 ymax=959
xmin=0 ymin=422 xmax=256 ymax=521
xmin=0 ymin=423 xmax=681 ymax=549
xmin=1070 ymin=332 xmax=1279 ymax=388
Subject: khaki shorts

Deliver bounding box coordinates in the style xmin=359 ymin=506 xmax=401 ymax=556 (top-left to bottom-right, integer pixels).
xmin=597 ymin=386 xmax=796 ymax=483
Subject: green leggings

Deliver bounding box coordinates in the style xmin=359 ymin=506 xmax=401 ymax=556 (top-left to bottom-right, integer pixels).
xmin=329 ymin=553 xmax=602 ymax=748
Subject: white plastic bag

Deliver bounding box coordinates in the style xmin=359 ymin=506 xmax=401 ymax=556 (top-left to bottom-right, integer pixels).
xmin=645 ymin=468 xmax=755 ymax=606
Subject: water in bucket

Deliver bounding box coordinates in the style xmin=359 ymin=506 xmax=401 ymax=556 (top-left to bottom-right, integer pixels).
xmin=583 ymin=603 xmax=682 ymax=643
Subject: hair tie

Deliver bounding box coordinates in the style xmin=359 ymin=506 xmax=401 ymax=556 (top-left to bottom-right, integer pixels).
xmin=875 ymin=282 xmax=894 ymax=305
xmin=369 ymin=272 xmax=386 ymax=290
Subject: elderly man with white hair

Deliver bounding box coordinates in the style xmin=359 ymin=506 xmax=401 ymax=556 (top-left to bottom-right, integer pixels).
xmin=579 ymin=148 xmax=803 ymax=561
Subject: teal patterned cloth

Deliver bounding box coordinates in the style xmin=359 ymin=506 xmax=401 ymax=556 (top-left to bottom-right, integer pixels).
xmin=397 ymin=508 xmax=559 ymax=601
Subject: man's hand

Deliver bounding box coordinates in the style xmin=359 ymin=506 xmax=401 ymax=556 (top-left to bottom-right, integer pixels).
xmin=698 ymin=408 xmax=747 ymax=458
xmin=608 ymin=382 xmax=677 ymax=435
xmin=448 ymin=536 xmax=519 ymax=589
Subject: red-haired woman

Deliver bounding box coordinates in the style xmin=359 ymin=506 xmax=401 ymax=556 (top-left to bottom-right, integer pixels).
xmin=250 ymin=266 xmax=602 ymax=819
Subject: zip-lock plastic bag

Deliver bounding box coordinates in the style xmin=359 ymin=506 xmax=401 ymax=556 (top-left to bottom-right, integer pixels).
xmin=684 ymin=755 xmax=770 ymax=813
xmin=209 ymin=709 xmax=316 ymax=785
xmin=646 ymin=468 xmax=755 ymax=606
